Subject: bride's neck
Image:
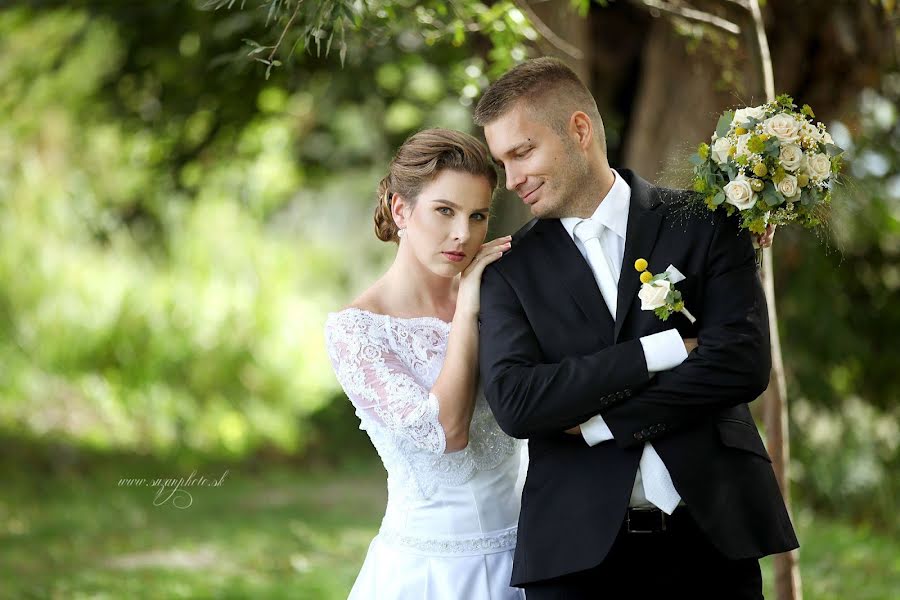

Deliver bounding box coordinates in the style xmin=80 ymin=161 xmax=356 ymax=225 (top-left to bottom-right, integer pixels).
xmin=381 ymin=244 xmax=457 ymax=316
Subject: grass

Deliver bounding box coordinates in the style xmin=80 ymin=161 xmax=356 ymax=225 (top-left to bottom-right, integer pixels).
xmin=0 ymin=452 xmax=896 ymax=599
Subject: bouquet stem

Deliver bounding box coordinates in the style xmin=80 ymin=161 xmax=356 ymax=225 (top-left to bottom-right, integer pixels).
xmin=680 ymin=308 xmax=697 ymax=324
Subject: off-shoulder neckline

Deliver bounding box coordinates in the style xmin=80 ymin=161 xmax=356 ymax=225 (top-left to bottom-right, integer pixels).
xmin=328 ymin=306 xmax=452 ymax=327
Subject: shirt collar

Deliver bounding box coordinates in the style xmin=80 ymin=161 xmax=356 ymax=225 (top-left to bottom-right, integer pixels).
xmin=560 ymin=169 xmax=631 ymax=241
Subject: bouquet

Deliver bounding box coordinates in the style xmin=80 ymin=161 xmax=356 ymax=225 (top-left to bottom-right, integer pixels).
xmin=690 ymin=95 xmax=844 ymax=235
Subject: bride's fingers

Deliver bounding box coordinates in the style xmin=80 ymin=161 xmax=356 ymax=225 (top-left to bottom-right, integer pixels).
xmin=482 ymin=236 xmax=512 ymax=249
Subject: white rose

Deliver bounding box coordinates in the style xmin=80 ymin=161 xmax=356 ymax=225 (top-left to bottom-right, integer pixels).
xmin=764 ymin=113 xmax=801 ymax=143
xmin=733 ymin=106 xmax=767 ymax=128
xmin=822 ymin=130 xmax=834 ymax=145
xmin=639 ymin=280 xmax=671 ymax=310
xmin=779 ymin=143 xmax=804 ymax=172
xmin=711 ymin=136 xmax=732 ymax=164
xmin=777 ymin=174 xmax=799 ymax=199
xmin=807 ymin=153 xmax=832 ymax=181
xmin=723 ymin=175 xmax=757 ymax=210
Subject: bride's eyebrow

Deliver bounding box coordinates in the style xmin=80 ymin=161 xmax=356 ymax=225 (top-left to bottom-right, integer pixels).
xmin=431 ymin=199 xmax=490 ymax=213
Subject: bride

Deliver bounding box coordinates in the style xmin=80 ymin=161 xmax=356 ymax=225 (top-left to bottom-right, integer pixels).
xmin=324 ymin=128 xmax=525 ymax=599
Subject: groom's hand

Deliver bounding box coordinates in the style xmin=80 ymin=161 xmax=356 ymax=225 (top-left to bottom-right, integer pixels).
xmin=684 ymin=338 xmax=698 ymax=354
xmin=565 ymin=426 xmax=581 ymax=435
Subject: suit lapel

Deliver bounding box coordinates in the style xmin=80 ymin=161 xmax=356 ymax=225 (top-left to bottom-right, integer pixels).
xmin=536 ymin=220 xmax=615 ymax=343
xmin=615 ymin=171 xmax=664 ymax=341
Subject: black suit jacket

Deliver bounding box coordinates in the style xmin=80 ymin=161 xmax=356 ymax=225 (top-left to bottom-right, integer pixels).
xmin=478 ymin=170 xmax=799 ymax=586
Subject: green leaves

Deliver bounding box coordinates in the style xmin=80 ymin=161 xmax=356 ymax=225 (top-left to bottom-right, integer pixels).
xmin=715 ymin=110 xmax=734 ymax=139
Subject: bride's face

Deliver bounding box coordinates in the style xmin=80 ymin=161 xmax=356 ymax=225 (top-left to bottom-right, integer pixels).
xmin=395 ymin=169 xmax=493 ymax=278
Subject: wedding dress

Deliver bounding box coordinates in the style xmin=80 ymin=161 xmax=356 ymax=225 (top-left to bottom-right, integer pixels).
xmin=325 ymin=307 xmax=526 ymax=600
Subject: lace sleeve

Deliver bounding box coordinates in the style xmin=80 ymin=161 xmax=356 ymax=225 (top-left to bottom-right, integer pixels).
xmin=325 ymin=311 xmax=447 ymax=455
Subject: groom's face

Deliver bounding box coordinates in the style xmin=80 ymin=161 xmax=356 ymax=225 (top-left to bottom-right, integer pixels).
xmin=484 ymin=103 xmax=585 ymax=219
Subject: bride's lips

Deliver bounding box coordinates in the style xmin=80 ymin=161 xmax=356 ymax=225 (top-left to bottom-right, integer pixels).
xmin=520 ymin=183 xmax=543 ymax=205
xmin=442 ymin=251 xmax=466 ymax=263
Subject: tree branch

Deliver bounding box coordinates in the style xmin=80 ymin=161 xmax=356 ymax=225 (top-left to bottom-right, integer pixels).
xmin=514 ymin=0 xmax=585 ymax=60
xmin=633 ymin=0 xmax=742 ymax=35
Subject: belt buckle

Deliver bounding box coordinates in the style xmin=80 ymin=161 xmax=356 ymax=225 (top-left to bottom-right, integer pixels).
xmin=626 ymin=508 xmax=666 ymax=534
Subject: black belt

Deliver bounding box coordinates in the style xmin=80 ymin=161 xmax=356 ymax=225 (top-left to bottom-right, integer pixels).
xmin=624 ymin=506 xmax=688 ymax=534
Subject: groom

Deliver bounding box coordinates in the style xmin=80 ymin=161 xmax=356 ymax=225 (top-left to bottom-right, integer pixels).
xmin=476 ymin=58 xmax=798 ymax=598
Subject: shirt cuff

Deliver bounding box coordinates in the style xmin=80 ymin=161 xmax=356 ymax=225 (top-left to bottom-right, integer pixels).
xmin=581 ymin=414 xmax=614 ymax=446
xmin=639 ymin=329 xmax=689 ymax=374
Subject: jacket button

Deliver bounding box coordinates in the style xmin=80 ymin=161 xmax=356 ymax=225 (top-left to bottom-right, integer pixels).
xmin=625 ymin=389 xmax=632 ymax=397
xmin=634 ymin=432 xmax=643 ymax=440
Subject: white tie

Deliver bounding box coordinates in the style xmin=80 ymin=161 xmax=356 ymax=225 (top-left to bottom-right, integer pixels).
xmin=574 ymin=219 xmax=618 ymax=318
xmin=574 ymin=218 xmax=682 ymax=514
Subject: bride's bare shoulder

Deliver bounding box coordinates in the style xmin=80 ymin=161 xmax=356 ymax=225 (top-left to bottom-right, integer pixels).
xmin=343 ymin=284 xmax=388 ymax=315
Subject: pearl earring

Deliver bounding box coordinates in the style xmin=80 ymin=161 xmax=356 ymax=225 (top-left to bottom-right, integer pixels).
xmin=398 ymin=228 xmax=406 ymax=238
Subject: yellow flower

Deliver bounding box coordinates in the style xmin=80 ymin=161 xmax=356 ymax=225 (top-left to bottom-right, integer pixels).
xmin=634 ymin=258 xmax=648 ymax=272
xmin=640 ymin=271 xmax=653 ymax=284
xmin=750 ymin=178 xmax=765 ymax=192
xmin=753 ymin=163 xmax=768 ymax=177
xmin=797 ymin=174 xmax=810 ymax=187
xmin=735 ymin=127 xmax=748 ymax=135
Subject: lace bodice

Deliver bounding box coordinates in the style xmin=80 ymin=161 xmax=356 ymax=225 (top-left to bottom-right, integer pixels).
xmin=324 ymin=308 xmax=520 ymax=501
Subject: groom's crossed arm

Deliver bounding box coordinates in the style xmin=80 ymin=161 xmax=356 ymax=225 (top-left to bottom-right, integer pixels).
xmin=479 ymin=213 xmax=769 ymax=443
xmin=600 ymin=216 xmax=770 ymax=449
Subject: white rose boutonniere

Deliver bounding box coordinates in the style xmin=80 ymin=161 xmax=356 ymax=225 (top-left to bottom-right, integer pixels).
xmin=634 ymin=259 xmax=696 ymax=323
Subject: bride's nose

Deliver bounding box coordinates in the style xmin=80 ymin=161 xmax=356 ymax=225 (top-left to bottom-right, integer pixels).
xmin=452 ymin=220 xmax=472 ymax=244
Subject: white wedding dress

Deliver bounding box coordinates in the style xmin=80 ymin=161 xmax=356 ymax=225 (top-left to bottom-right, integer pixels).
xmin=325 ymin=308 xmax=526 ymax=600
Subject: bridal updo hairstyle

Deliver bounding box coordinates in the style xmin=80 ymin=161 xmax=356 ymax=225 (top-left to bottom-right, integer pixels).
xmin=374 ymin=128 xmax=498 ymax=243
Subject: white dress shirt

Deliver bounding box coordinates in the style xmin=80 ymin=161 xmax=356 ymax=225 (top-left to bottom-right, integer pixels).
xmin=560 ymin=169 xmax=687 ymax=511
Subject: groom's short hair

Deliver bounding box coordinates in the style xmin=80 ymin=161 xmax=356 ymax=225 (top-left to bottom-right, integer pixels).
xmin=474 ymin=57 xmax=607 ymax=154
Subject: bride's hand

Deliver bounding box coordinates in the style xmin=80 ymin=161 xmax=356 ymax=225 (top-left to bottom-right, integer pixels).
xmin=752 ymin=223 xmax=777 ymax=249
xmin=455 ymin=235 xmax=512 ymax=318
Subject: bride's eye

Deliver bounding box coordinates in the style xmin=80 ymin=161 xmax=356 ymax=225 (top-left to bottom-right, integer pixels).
xmin=437 ymin=207 xmax=453 ymax=216
xmin=471 ymin=213 xmax=487 ymax=221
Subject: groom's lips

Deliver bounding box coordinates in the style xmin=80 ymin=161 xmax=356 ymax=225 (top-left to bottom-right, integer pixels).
xmin=520 ymin=183 xmax=543 ymax=204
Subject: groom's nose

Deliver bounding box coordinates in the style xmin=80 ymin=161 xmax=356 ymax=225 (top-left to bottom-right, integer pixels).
xmin=504 ymin=166 xmax=526 ymax=192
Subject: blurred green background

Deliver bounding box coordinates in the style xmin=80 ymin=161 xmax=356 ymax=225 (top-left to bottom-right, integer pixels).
xmin=1 ymin=1 xmax=897 ymax=598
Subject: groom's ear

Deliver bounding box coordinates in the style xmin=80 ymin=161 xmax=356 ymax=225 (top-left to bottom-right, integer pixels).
xmin=569 ymin=111 xmax=594 ymax=151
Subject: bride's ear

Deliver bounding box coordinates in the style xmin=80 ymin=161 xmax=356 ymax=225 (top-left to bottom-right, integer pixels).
xmin=391 ymin=194 xmax=411 ymax=229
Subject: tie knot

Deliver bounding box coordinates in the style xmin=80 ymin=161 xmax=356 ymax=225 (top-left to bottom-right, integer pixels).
xmin=575 ymin=218 xmax=605 ymax=242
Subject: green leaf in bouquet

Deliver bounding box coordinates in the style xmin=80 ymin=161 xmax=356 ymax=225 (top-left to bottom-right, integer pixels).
xmin=715 ymin=111 xmax=735 ymax=139
xmin=698 ymin=143 xmax=710 ymax=160
xmin=689 ymin=153 xmax=705 ymax=167
xmin=799 ymin=188 xmax=815 ymax=207
xmin=655 ymin=306 xmax=672 ymax=321
xmin=801 ymin=104 xmax=816 ymax=119
xmin=713 ymin=191 xmax=726 ymax=206
xmin=747 ymin=136 xmax=766 ymax=154
xmin=826 ymin=143 xmax=844 ymax=157
xmin=746 ymin=216 xmax=768 ymax=234
xmin=666 ymin=291 xmax=676 ymax=304
xmin=775 ymin=94 xmax=795 ymax=109
xmin=671 ymin=290 xmax=682 ymax=301
xmin=763 ymin=188 xmax=784 ymax=207
xmin=722 ymin=163 xmax=737 ymax=179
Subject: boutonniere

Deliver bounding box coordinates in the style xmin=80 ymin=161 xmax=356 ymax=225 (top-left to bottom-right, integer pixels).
xmin=634 ymin=258 xmax=697 ymax=323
